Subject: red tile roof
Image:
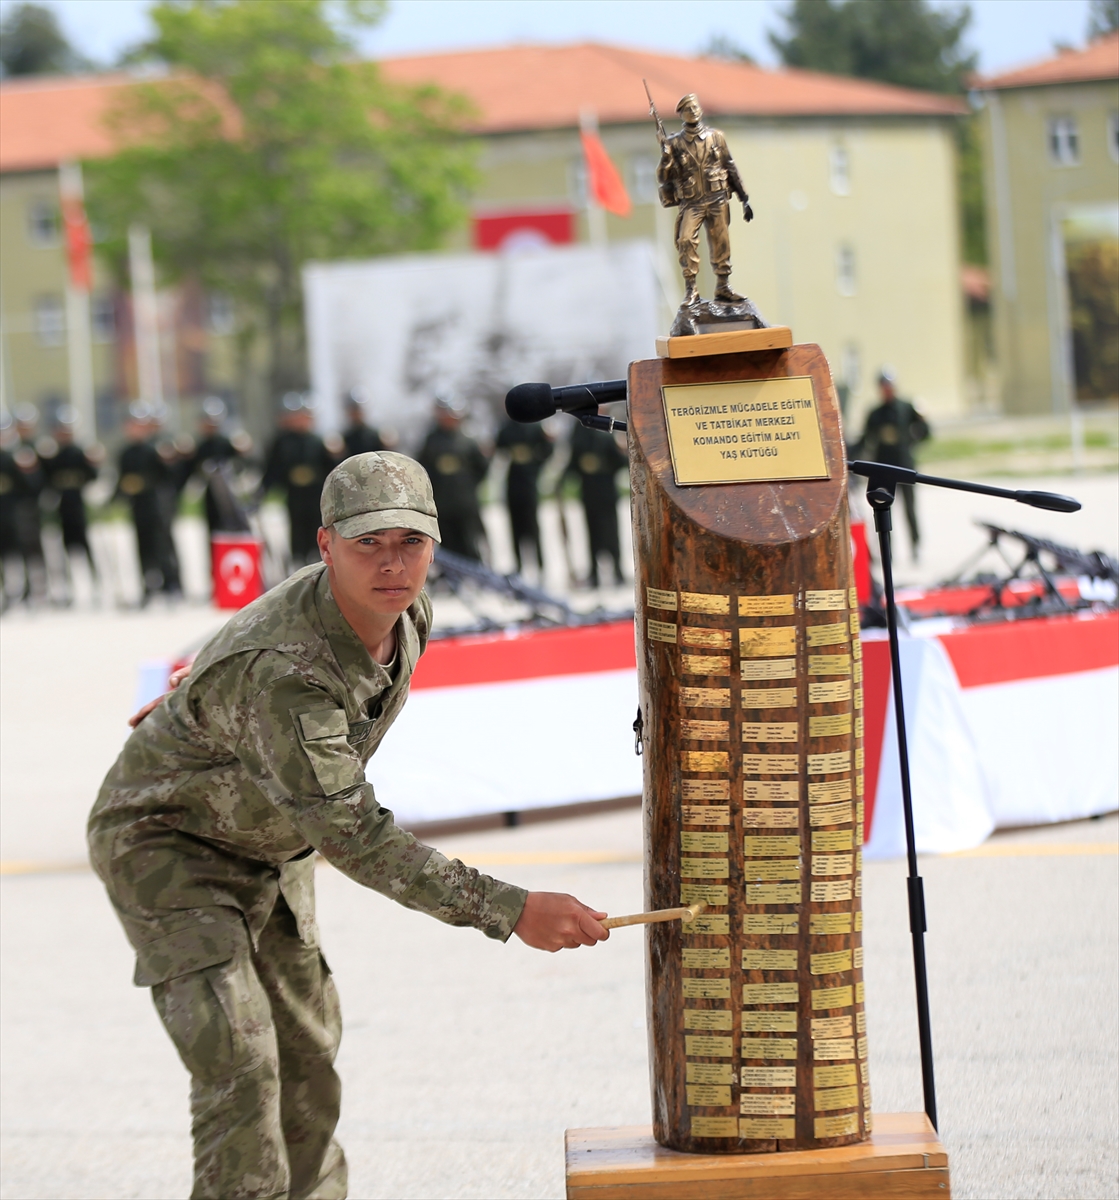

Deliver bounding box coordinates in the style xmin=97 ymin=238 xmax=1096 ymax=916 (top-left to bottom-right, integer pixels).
xmin=975 ymin=32 xmax=1119 ymax=91
xmin=0 ymin=42 xmax=965 ymax=174
xmin=381 ymin=42 xmax=967 ymax=132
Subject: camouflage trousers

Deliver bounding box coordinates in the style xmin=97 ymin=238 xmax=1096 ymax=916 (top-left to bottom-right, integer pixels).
xmin=675 ymin=196 xmax=731 ymax=280
xmin=151 ymin=895 xmax=347 ymax=1200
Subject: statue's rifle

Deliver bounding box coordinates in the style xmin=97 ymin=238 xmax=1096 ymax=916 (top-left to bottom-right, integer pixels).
xmin=643 ymin=79 xmax=666 ymax=147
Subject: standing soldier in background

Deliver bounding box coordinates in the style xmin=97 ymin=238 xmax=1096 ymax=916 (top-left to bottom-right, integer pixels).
xmin=10 ymin=405 xmax=48 ymax=604
xmin=566 ymin=422 xmax=628 ymax=589
xmin=341 ymin=388 xmax=386 ymax=460
xmin=417 ymin=397 xmax=490 ymax=562
xmin=185 ymin=397 xmax=251 ymax=538
xmin=859 ymin=369 xmax=931 ymax=561
xmin=41 ymin=408 xmax=101 ymax=602
xmin=495 ymin=417 xmax=552 ymax=576
xmin=116 ymin=404 xmax=183 ymax=605
xmin=261 ymin=393 xmax=336 ymax=572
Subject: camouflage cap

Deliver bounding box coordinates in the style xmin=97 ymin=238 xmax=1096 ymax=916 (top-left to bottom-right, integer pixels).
xmin=321 ymin=451 xmax=441 ymax=542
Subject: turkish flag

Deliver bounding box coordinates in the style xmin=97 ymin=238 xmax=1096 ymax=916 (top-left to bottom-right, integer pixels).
xmin=62 ymin=197 xmax=93 ymax=292
xmin=580 ymin=130 xmax=632 ymax=217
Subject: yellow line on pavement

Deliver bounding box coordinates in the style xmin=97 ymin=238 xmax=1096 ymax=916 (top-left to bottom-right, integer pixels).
xmin=0 ymin=859 xmax=91 ymax=876
xmin=944 ymin=843 xmax=1118 ymax=858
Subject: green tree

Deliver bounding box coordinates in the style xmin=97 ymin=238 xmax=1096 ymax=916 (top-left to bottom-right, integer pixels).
xmin=0 ymin=2 xmax=89 ymax=76
xmin=85 ymin=0 xmax=477 ymax=400
xmin=769 ymin=0 xmax=984 ymax=263
xmin=1087 ymin=0 xmax=1119 ymax=37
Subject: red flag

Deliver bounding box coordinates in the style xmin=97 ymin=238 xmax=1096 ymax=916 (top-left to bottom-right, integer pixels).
xmin=580 ymin=129 xmax=632 ymax=217
xmin=62 ymin=196 xmax=93 ymax=292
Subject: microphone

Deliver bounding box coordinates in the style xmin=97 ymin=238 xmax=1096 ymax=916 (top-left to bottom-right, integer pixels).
xmin=506 ymin=380 xmax=627 ymax=424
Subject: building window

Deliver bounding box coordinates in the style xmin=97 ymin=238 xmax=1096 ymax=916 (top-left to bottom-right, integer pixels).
xmin=631 ymin=156 xmax=659 ymax=204
xmin=208 ymin=291 xmax=236 ymax=335
xmin=1048 ymin=116 xmax=1080 ymax=165
xmin=1108 ymin=112 xmax=1119 ymax=163
xmin=91 ymin=293 xmax=116 ymax=343
xmin=27 ymin=199 xmax=60 ymax=246
xmin=34 ymin=295 xmax=65 ymax=346
xmin=829 ymin=144 xmax=851 ymax=195
xmin=836 ymin=244 xmax=857 ymax=296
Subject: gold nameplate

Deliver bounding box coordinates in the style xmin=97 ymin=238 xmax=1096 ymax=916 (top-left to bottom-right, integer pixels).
xmin=682 ymin=686 xmax=732 ymax=708
xmin=809 ymin=714 xmax=852 ymax=738
xmin=809 ymin=680 xmax=851 ymax=704
xmin=743 ymin=1011 xmax=798 ymax=1032
xmin=691 ymin=1117 xmax=737 ymax=1137
xmin=743 ymin=754 xmax=799 ymax=775
xmin=661 ymin=376 xmax=828 ymax=486
xmin=742 ymin=659 xmax=797 ymax=680
xmin=683 ymin=654 xmax=732 ymax=676
xmin=682 ymin=627 xmax=731 ymax=649
xmin=682 ymin=884 xmax=729 ymax=906
xmin=681 ymin=591 xmax=730 ymax=614
xmin=646 ymin=587 xmax=678 ymax=610
xmin=744 ymin=860 xmax=800 ymax=881
xmin=815 ymin=1113 xmax=859 ymax=1138
xmin=685 ymin=1034 xmax=733 ymax=1057
xmin=744 ymin=836 xmax=801 ymax=857
xmin=682 ymin=719 xmax=730 ymax=740
xmin=810 ymin=780 xmax=853 ymax=803
xmin=746 ymin=882 xmax=801 ymax=904
xmin=812 ymin=830 xmax=854 ymax=852
xmin=807 ymin=751 xmax=851 ymax=775
xmin=809 ymin=654 xmax=851 ymax=676
xmin=683 ymin=948 xmax=732 ymax=969
xmin=856 ymin=1011 xmax=867 ymax=1034
xmin=742 ymin=687 xmax=797 ymax=709
xmin=744 ymin=780 xmax=799 ymax=802
xmin=740 ymin=1037 xmax=797 ymax=1060
xmin=687 ymin=1084 xmax=732 ymax=1106
xmin=744 ymin=809 xmax=799 ymax=828
xmin=743 ymin=913 xmax=799 ymax=934
xmin=685 ymin=1009 xmax=733 ymax=1030
xmin=743 ymin=983 xmax=799 ymax=1005
xmin=683 ymin=780 xmax=731 ymax=800
xmin=812 ymin=985 xmax=854 ymax=1010
xmin=810 ymin=913 xmax=852 ymax=935
xmin=691 ymin=914 xmax=731 ymax=935
xmin=681 ymin=751 xmax=729 ymax=772
xmin=809 ymin=802 xmax=853 ymax=827
xmin=810 ymin=949 xmax=853 ymax=975
xmin=740 ymin=627 xmax=797 ymax=657
xmin=739 ymin=595 xmax=795 ymax=616
xmin=806 ymin=589 xmax=847 ymax=611
xmin=815 ymin=1084 xmax=860 ymax=1111
xmin=806 ymin=622 xmax=849 ymax=647
xmin=683 ymin=805 xmax=731 ymax=825
xmin=682 ymin=831 xmax=729 ymax=852
xmin=812 ymin=1016 xmax=853 ymax=1039
xmin=743 ymin=722 xmax=798 ymax=742
xmin=687 ymin=1062 xmax=734 ymax=1084
xmin=741 ymin=1117 xmax=795 ymax=1139
xmin=681 ymin=857 xmax=729 ymax=879
xmin=742 ymin=950 xmax=797 ymax=970
xmin=647 ymin=619 xmax=678 ymax=644
xmin=814 ymin=1038 xmax=855 ymax=1060
xmin=811 ymin=881 xmax=853 ymax=902
xmin=740 ymin=1094 xmax=796 ymax=1115
xmin=812 ymin=854 xmax=853 ymax=877
xmin=741 ymin=1066 xmax=797 ymax=1087
xmin=682 ymin=978 xmax=732 ymax=999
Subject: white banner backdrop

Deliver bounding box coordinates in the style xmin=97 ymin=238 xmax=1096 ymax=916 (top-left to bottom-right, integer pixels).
xmin=303 ymin=241 xmax=660 ymax=446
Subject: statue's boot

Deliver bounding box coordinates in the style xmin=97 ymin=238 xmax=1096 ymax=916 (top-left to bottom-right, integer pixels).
xmin=714 ymin=277 xmax=743 ymax=303
xmin=682 ymin=277 xmax=700 ymax=306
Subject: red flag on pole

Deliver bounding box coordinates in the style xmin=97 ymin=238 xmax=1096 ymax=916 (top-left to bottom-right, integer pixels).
xmin=62 ymin=199 xmax=93 ymax=291
xmin=580 ymin=128 xmax=632 ymax=217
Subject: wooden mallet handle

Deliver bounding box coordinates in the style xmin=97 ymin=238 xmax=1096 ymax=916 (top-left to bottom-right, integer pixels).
xmin=601 ymin=902 xmax=706 ymax=930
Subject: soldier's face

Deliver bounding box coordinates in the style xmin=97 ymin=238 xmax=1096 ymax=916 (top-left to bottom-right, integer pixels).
xmin=319 ymin=525 xmax=435 ymax=618
xmin=681 ymin=99 xmax=703 ymax=125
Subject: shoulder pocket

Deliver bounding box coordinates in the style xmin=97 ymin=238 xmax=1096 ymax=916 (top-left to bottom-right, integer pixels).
xmin=297 ymin=707 xmax=363 ymax=796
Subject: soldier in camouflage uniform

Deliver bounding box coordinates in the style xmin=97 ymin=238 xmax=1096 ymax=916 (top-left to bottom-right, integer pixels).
xmin=89 ymin=451 xmax=608 ymax=1200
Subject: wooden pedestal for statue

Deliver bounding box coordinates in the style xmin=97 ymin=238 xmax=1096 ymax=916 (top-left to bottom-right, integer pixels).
xmin=565 ymin=1113 xmax=950 ymax=1199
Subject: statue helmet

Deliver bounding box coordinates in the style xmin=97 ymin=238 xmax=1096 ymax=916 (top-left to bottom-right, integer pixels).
xmin=676 ymin=93 xmax=701 ymax=114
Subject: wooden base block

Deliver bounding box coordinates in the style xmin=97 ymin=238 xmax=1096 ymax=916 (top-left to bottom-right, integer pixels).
xmin=565 ymin=1113 xmax=949 ymax=1199
xmin=655 ymin=327 xmax=794 ymax=358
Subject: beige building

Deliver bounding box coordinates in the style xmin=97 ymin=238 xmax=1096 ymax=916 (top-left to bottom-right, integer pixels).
xmin=1 ymin=46 xmax=969 ymax=441
xmin=974 ymin=34 xmax=1119 ymax=414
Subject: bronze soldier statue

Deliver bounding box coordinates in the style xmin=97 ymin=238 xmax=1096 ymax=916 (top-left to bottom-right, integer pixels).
xmin=648 ymin=87 xmax=767 ymax=336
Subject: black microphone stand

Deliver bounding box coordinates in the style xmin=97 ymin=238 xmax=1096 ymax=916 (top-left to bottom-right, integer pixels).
xmin=847 ymin=460 xmax=1080 ymax=1132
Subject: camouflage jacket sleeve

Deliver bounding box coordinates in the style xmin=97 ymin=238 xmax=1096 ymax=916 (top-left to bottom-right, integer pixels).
xmin=230 ymin=657 xmax=528 ymax=941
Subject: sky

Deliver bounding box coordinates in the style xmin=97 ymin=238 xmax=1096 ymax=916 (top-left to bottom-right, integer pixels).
xmin=0 ymin=0 xmax=1100 ymax=78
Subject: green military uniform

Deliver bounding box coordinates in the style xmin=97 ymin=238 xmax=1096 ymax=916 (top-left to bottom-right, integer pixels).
xmin=89 ymin=453 xmax=527 ymax=1199
xmin=416 ymin=425 xmax=489 ymax=562
xmin=860 ymin=391 xmax=930 ymax=552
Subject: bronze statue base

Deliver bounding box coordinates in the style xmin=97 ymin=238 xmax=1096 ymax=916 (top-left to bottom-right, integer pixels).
xmin=670 ymin=296 xmax=769 ymax=338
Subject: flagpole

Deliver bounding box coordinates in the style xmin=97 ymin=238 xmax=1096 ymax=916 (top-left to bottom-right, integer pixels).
xmin=59 ymin=162 xmax=96 ymax=439
xmin=579 ymin=109 xmax=608 ymax=247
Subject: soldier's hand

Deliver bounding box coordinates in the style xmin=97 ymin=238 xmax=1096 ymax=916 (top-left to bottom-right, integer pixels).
xmin=513 ymin=891 xmax=609 ymax=952
xmin=127 ymin=662 xmax=193 ymax=728
xmin=743 ymin=201 xmax=754 ymax=222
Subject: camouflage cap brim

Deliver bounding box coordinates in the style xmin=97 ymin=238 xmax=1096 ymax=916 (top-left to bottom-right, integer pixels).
xmin=332 ymin=508 xmax=441 ymax=542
